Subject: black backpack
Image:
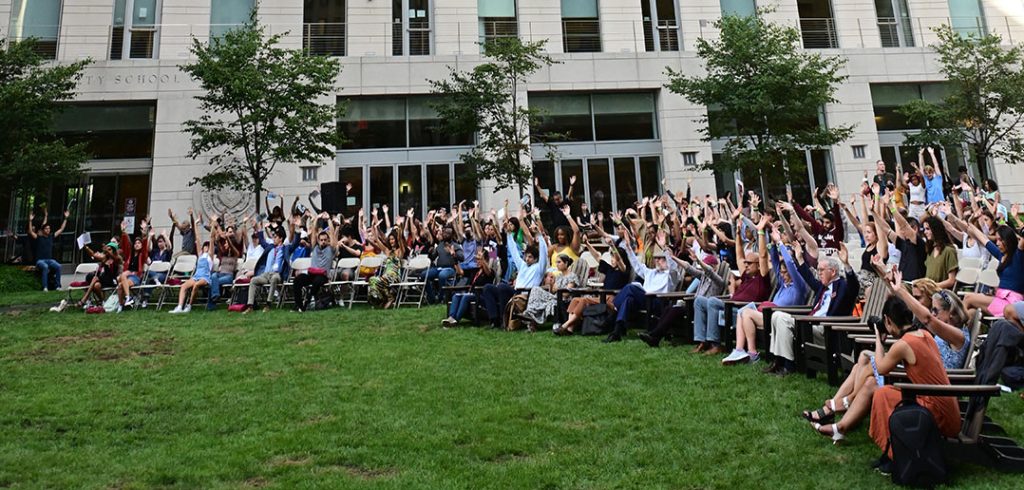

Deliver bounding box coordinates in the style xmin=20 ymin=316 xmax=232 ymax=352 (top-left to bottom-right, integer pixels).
xmin=580 ymin=304 xmax=613 ymax=336
xmin=888 ymin=400 xmax=948 ymax=487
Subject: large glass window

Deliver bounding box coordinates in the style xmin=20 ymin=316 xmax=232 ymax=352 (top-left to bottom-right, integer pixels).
xmin=561 ymin=0 xmax=601 ymax=53
xmin=948 ymin=0 xmax=985 ymax=37
xmin=613 ymin=157 xmax=639 ymax=212
xmin=532 ymin=156 xmax=661 ymax=215
xmin=304 ymin=0 xmax=346 ymax=56
xmin=393 ymin=0 xmax=432 ymax=56
xmin=593 ymin=93 xmax=657 ymax=141
xmin=479 ymin=0 xmax=518 ymax=48
xmin=426 ymin=165 xmax=450 ymax=212
xmin=874 ymin=0 xmax=914 ymax=47
xmin=870 ymin=83 xmax=948 ymax=131
xmin=587 ymin=158 xmax=612 ymax=218
xmin=531 ymin=92 xmax=658 ymax=142
xmin=343 ymin=163 xmax=476 ymax=220
xmin=642 ymin=0 xmax=680 ymax=52
xmin=398 ymin=165 xmax=422 ymax=216
xmin=720 ymin=0 xmax=756 ymax=17
xmin=369 ymin=166 xmax=394 ymax=215
xmin=211 ymin=0 xmax=255 ymax=39
xmin=339 ymin=96 xmax=473 ymax=150
xmin=8 ymin=0 xmax=62 ymax=59
xmin=53 ymin=102 xmax=157 ymax=160
xmin=111 ymin=0 xmax=160 ymax=59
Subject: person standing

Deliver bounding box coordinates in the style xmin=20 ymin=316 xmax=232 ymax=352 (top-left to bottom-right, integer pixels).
xmin=27 ymin=207 xmax=69 ymax=291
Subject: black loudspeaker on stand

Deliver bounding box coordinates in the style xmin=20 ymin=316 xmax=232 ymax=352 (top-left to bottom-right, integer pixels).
xmin=320 ymin=181 xmax=346 ymax=215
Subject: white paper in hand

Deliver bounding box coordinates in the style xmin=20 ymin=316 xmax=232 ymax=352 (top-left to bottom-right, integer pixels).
xmin=497 ymin=208 xmax=506 ymax=220
xmin=76 ymin=232 xmax=91 ymax=250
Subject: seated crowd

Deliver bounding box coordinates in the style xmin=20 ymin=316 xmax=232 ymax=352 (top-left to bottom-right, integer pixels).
xmin=26 ymin=152 xmax=1024 ymax=474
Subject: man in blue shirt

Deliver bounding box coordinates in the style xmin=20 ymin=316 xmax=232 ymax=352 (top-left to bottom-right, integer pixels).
xmin=27 ymin=208 xmax=69 ymax=291
xmin=480 ymin=231 xmax=548 ymax=329
xmin=243 ymin=227 xmax=288 ymax=313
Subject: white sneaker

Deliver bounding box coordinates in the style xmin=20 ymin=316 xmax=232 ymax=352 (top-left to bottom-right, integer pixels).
xmin=115 ymin=304 xmax=123 ymax=314
xmin=43 ymin=288 xmax=48 ymax=292
xmin=57 ymin=299 xmax=68 ymax=312
xmin=183 ymin=304 xmax=191 ymax=313
xmin=722 ymin=349 xmax=750 ymax=365
xmin=124 ymin=297 xmax=135 ymax=308
xmin=169 ymin=306 xmax=183 ymax=314
xmin=140 ymin=301 xmax=148 ymax=309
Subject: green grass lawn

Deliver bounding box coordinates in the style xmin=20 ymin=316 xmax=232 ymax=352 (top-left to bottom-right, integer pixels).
xmin=2 ymin=305 xmax=1022 ymax=489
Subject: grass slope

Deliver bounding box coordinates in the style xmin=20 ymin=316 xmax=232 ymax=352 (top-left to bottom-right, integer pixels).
xmin=1 ymin=306 xmax=1022 ymax=489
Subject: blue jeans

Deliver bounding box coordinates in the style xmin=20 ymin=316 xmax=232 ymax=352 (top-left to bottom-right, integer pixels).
xmin=425 ymin=267 xmax=456 ymax=303
xmin=449 ymin=292 xmax=477 ymax=321
xmin=208 ymin=272 xmax=234 ymax=304
xmin=693 ymin=296 xmax=725 ymax=344
xmin=36 ymin=259 xmax=61 ymax=290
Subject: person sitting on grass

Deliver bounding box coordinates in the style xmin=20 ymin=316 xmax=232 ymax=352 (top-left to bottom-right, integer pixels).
xmin=27 ymin=207 xmax=70 ymax=292
xmin=442 ymin=248 xmax=496 ymax=326
xmin=115 ymin=218 xmax=150 ymax=310
xmin=169 ymin=212 xmax=213 ymax=314
xmin=75 ymin=241 xmax=122 ymax=309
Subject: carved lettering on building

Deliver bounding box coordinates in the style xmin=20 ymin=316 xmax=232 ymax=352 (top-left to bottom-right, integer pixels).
xmin=80 ymin=73 xmax=184 ymax=86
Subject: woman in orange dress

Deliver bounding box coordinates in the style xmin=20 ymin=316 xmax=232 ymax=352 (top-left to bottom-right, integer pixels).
xmin=867 ymin=284 xmax=960 ymax=470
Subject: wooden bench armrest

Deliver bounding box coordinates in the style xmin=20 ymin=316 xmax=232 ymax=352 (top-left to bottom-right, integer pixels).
xmin=793 ymin=315 xmax=860 ymax=324
xmin=894 ymin=383 xmax=1002 ymax=398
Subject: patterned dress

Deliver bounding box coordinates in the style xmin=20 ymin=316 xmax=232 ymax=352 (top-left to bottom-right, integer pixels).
xmin=522 ymin=273 xmax=578 ymax=324
xmin=368 ymin=255 xmax=402 ymax=307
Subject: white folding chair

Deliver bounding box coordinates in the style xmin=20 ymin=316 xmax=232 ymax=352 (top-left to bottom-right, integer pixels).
xmin=157 ymin=256 xmax=197 ymax=310
xmin=65 ymin=262 xmax=100 ymax=301
xmin=347 ymin=255 xmax=384 ymax=308
xmin=278 ymin=257 xmax=312 ymax=308
xmin=327 ymin=257 xmax=361 ymax=307
xmin=394 ymin=254 xmax=432 ymax=308
xmin=130 ymin=261 xmax=171 ymax=309
xmin=955 ymin=268 xmax=979 ymax=295
xmin=959 ymin=256 xmax=983 ymax=271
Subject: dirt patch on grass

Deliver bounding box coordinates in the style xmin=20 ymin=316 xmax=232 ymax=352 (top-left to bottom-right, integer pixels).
xmin=486 ymin=451 xmax=531 ymax=464
xmin=11 ymin=333 xmax=175 ymax=363
xmin=317 ymin=464 xmax=397 ymax=480
xmin=47 ymin=330 xmax=117 ymax=344
xmin=301 ymin=414 xmax=336 ymax=425
xmin=296 ymin=338 xmax=317 ymax=347
xmin=267 ymin=455 xmax=312 ymax=467
xmin=241 ymin=476 xmax=269 ymax=488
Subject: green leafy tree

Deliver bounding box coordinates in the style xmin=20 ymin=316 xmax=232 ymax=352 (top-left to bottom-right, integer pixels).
xmin=429 ymin=38 xmax=561 ymax=192
xmin=665 ymin=12 xmax=854 ymax=193
xmin=0 ymin=38 xmax=91 ymax=197
xmin=182 ymin=11 xmax=344 ymax=214
xmin=899 ymin=25 xmax=1024 ymax=179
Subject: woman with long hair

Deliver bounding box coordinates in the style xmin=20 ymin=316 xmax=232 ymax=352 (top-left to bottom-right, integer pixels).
xmin=368 ymin=228 xmax=406 ymax=309
xmin=921 ymin=214 xmax=958 ymax=289
xmin=953 ymin=216 xmax=1024 ymax=317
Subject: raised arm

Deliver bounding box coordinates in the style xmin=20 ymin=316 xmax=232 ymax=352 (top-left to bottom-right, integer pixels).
xmin=926 ymin=147 xmax=941 ymax=177
xmin=26 ymin=211 xmax=38 ymax=239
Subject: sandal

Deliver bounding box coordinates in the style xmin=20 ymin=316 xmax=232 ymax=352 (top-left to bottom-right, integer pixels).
xmin=802 ymin=406 xmax=835 ymax=424
xmin=812 ymin=422 xmax=845 ymax=444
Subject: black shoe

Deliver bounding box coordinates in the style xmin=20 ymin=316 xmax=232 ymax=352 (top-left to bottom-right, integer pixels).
xmin=638 ymin=332 xmax=660 ymax=348
xmin=773 ymin=367 xmax=794 ymax=377
xmin=873 ymin=454 xmax=892 ymax=475
xmin=761 ymin=361 xmax=781 ymax=374
xmin=603 ymin=333 xmax=622 ymax=343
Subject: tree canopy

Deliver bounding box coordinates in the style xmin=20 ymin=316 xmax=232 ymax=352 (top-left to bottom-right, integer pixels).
xmin=665 ymin=12 xmax=854 ymax=190
xmin=429 ymin=37 xmax=560 ymax=192
xmin=0 ymin=38 xmax=91 ymax=197
xmin=182 ymin=12 xmax=344 ymax=214
xmin=899 ymin=25 xmax=1024 ymax=179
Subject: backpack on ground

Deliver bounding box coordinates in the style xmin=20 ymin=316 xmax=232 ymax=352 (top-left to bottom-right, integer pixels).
xmin=888 ymin=400 xmax=948 ymax=487
xmin=580 ymin=303 xmax=613 ymax=336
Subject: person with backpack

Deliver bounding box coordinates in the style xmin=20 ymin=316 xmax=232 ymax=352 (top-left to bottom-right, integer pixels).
xmin=850 ymin=274 xmax=958 ymax=473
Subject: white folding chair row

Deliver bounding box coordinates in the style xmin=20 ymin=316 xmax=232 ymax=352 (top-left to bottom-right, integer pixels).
xmin=959 ymin=256 xmax=983 ymax=271
xmin=156 ymin=255 xmax=198 ymax=310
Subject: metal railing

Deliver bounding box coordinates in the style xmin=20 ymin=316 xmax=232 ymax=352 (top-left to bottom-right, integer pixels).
xmin=799 ymin=18 xmax=838 ymax=49
xmin=562 ymin=19 xmax=601 ymax=53
xmin=5 ymin=16 xmax=1022 ymax=62
xmin=643 ymin=20 xmax=680 ymax=51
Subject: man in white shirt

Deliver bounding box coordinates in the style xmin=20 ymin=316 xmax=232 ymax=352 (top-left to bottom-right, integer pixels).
xmin=605 ymin=237 xmax=678 ymax=343
xmin=480 ymin=234 xmax=548 ymax=329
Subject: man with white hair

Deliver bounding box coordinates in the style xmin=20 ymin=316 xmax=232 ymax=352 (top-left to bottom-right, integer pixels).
xmin=604 ymin=235 xmax=678 ymax=343
xmin=764 ymin=253 xmax=859 ymax=376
